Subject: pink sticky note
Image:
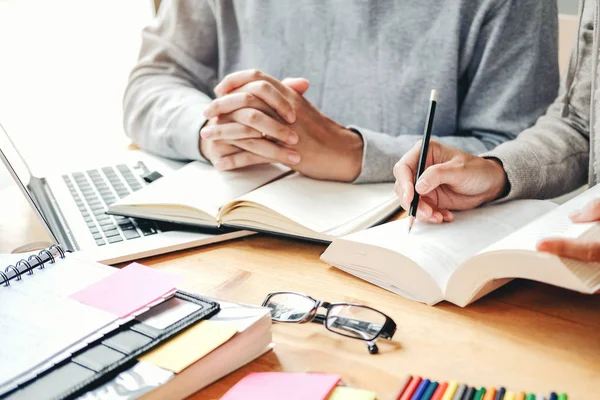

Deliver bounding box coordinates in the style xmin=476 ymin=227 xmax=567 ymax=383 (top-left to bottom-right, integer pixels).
xmin=70 ymin=263 xmax=182 ymax=317
xmin=221 ymin=372 xmax=341 ymax=400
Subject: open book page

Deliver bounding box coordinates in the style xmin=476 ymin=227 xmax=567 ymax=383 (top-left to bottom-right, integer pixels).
xmin=329 ymin=200 xmax=556 ymax=294
xmin=477 ymin=185 xmax=600 ymax=289
xmin=481 ymin=184 xmax=600 ymax=254
xmin=0 ymin=256 xmax=117 ymax=393
xmin=109 ymin=162 xmax=289 ymax=224
xmin=220 ymin=173 xmax=399 ymax=236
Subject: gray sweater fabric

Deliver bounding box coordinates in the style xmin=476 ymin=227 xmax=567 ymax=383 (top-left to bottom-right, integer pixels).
xmin=124 ymin=0 xmax=559 ymax=183
xmin=484 ymin=0 xmax=599 ymax=200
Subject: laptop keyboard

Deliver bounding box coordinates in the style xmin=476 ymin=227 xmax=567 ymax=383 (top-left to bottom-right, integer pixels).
xmin=62 ymin=162 xmax=164 ymax=247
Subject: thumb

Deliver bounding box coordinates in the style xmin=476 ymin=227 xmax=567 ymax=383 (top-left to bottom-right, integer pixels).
xmin=282 ymin=77 xmax=310 ymax=94
xmin=415 ymin=162 xmax=466 ymax=195
xmin=570 ymin=198 xmax=600 ymax=222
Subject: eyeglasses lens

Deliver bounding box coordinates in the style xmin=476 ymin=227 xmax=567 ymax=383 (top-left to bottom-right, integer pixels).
xmin=325 ymin=305 xmax=386 ymax=341
xmin=264 ymin=293 xmax=316 ymax=322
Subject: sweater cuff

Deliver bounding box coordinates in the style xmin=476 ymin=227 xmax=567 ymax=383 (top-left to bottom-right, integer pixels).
xmin=481 ymin=140 xmax=544 ymax=202
xmin=168 ymin=105 xmax=209 ymax=162
xmin=349 ymin=125 xmax=409 ymax=183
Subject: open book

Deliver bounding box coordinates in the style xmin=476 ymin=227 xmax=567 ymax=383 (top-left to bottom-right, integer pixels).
xmin=321 ymin=185 xmax=600 ymax=306
xmin=107 ymin=162 xmax=401 ymax=242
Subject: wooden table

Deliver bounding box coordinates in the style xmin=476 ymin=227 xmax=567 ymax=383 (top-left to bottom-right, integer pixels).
xmin=2 ymin=160 xmax=599 ymax=399
xmin=135 ymin=234 xmax=600 ymax=400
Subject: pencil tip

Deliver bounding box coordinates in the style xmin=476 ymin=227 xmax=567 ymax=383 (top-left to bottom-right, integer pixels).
xmin=408 ymin=227 xmax=411 ymax=234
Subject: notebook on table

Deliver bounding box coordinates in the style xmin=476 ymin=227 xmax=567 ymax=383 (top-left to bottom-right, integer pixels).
xmin=107 ymin=161 xmax=401 ymax=242
xmin=321 ymin=185 xmax=600 ymax=306
xmin=0 ymin=247 xmax=225 ymax=400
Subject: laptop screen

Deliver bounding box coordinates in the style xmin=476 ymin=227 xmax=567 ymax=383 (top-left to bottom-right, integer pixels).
xmin=0 ymin=123 xmax=60 ymax=245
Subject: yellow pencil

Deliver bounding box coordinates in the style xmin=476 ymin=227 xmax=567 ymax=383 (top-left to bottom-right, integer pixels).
xmin=505 ymin=391 xmax=516 ymax=400
xmin=441 ymin=381 xmax=458 ymax=400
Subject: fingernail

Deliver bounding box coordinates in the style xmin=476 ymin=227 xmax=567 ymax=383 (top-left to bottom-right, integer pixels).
xmin=416 ymin=179 xmax=430 ymax=193
xmin=403 ymin=192 xmax=410 ymax=204
xmin=201 ymin=128 xmax=213 ymax=138
xmin=569 ymin=211 xmax=581 ymax=219
xmin=428 ymin=216 xmax=438 ymax=223
xmin=288 ymin=153 xmax=301 ymax=164
xmin=213 ymin=84 xmax=223 ymax=94
xmin=288 ymin=132 xmax=299 ymax=145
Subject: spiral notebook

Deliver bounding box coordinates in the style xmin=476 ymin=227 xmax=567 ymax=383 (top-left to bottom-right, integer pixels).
xmin=0 ymin=245 xmax=120 ymax=395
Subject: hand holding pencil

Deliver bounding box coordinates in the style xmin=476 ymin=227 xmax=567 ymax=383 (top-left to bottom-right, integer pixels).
xmin=393 ymin=94 xmax=510 ymax=228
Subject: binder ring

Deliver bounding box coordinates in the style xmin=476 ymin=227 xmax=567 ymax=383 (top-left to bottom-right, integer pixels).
xmin=49 ymin=244 xmax=65 ymax=259
xmin=5 ymin=265 xmax=21 ymax=281
xmin=28 ymin=254 xmax=44 ymax=269
xmin=39 ymin=249 xmax=55 ymax=264
xmin=16 ymin=260 xmax=33 ymax=276
xmin=0 ymin=270 xmax=9 ymax=286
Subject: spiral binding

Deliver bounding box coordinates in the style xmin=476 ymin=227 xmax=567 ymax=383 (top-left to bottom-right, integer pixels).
xmin=1 ymin=244 xmax=67 ymax=287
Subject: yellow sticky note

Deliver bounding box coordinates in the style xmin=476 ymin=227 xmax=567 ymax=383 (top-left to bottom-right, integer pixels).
xmin=327 ymin=386 xmax=377 ymax=400
xmin=139 ymin=320 xmax=237 ymax=373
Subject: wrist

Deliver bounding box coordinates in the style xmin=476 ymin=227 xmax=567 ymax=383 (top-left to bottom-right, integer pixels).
xmin=339 ymin=127 xmax=364 ymax=182
xmin=485 ymin=157 xmax=510 ymax=202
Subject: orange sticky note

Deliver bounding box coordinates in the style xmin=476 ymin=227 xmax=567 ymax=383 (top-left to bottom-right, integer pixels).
xmin=139 ymin=320 xmax=237 ymax=373
xmin=221 ymin=372 xmax=341 ymax=400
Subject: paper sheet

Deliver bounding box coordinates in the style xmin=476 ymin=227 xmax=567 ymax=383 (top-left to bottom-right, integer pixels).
xmin=139 ymin=320 xmax=237 ymax=373
xmin=220 ymin=372 xmax=341 ymax=400
xmin=69 ymin=263 xmax=181 ymax=317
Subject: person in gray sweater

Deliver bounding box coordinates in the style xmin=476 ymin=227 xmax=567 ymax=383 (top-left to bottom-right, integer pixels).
xmin=393 ymin=0 xmax=600 ymax=262
xmin=124 ymin=0 xmax=558 ymax=183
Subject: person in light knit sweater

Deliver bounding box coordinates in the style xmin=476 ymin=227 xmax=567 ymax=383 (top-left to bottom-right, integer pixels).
xmin=124 ymin=0 xmax=558 ymax=183
xmin=394 ymin=1 xmax=600 ymax=262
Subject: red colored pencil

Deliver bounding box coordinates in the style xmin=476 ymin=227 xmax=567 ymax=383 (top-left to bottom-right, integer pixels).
xmin=431 ymin=382 xmax=449 ymax=400
xmin=399 ymin=376 xmax=423 ymax=400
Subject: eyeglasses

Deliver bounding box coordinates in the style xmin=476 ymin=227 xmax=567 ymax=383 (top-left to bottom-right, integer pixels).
xmin=262 ymin=291 xmax=396 ymax=354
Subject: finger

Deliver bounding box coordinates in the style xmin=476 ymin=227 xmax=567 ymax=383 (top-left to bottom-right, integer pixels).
xmin=415 ymin=162 xmax=465 ymax=195
xmin=233 ymin=138 xmax=301 ymax=165
xmin=569 ymin=198 xmax=600 ymax=222
xmin=213 ymin=151 xmax=273 ymax=171
xmin=281 ymin=77 xmax=310 ymax=94
xmin=203 ymin=92 xmax=279 ymax=121
xmin=229 ymin=108 xmax=298 ymax=145
xmin=420 ymin=197 xmax=444 ymax=223
xmin=394 ymin=178 xmax=414 ymax=210
xmin=537 ymin=237 xmax=600 ymax=262
xmin=441 ymin=209 xmax=454 ymax=222
xmin=201 ymin=122 xmax=262 ymax=141
xmin=207 ymin=82 xmax=296 ymax=124
xmin=215 ymin=69 xmax=293 ymax=99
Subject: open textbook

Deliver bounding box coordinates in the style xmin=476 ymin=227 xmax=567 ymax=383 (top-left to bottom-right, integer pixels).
xmin=107 ymin=162 xmax=401 ymax=242
xmin=321 ymin=185 xmax=600 ymax=306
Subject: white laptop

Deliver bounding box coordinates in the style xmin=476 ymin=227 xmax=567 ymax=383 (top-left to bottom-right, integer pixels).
xmin=0 ymin=123 xmax=250 ymax=264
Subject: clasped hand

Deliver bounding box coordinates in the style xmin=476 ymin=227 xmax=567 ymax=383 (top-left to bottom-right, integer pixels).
xmin=394 ymin=140 xmax=600 ymax=263
xmin=199 ymin=69 xmax=364 ymax=182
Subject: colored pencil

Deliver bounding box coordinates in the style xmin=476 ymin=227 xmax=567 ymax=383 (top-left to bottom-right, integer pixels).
xmin=495 ymin=387 xmax=506 ymax=400
xmin=473 ymin=387 xmax=486 ymax=400
xmin=557 ymin=394 xmax=567 ymax=400
xmin=394 ymin=375 xmax=413 ymax=400
xmin=548 ymin=393 xmax=557 ymax=400
xmin=422 ymin=382 xmax=439 ymax=400
xmin=453 ymin=384 xmax=467 ymax=400
xmin=432 ymin=382 xmax=449 ymax=400
xmin=462 ymin=387 xmax=476 ymax=400
xmin=483 ymin=387 xmax=497 ymax=400
xmin=411 ymin=379 xmax=431 ymax=400
xmin=516 ymin=393 xmax=526 ymax=400
xmin=525 ymin=394 xmax=535 ymax=400
xmin=443 ymin=381 xmax=459 ymax=400
xmin=536 ymin=395 xmax=545 ymax=400
xmin=504 ymin=392 xmax=515 ymax=400
xmin=400 ymin=377 xmax=423 ymax=400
